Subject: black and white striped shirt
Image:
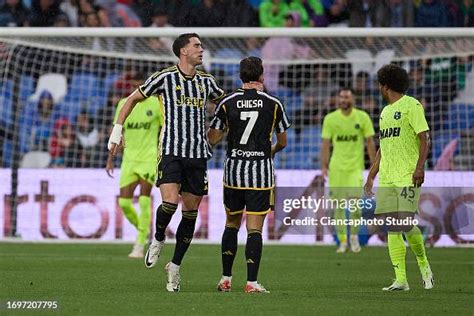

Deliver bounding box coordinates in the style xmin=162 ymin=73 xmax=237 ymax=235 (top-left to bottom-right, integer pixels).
xmin=210 ymin=89 xmax=291 ymax=189
xmin=139 ymin=65 xmax=224 ymax=159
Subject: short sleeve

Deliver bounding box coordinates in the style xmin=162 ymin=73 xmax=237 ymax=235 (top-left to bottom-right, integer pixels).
xmin=209 ymin=101 xmax=227 ymax=130
xmin=207 ymin=76 xmax=225 ymax=102
xmin=275 ymin=101 xmax=291 ymax=133
xmin=362 ymin=112 xmax=375 ymax=138
xmin=321 ymin=116 xmax=332 ymax=139
xmin=139 ymin=71 xmax=167 ymax=98
xmin=408 ymin=102 xmax=430 ymax=134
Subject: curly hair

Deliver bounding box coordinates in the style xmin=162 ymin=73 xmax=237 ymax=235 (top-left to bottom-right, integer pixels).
xmin=377 ymin=64 xmax=409 ymax=94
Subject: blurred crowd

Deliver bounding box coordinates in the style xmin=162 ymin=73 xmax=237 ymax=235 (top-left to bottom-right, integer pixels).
xmin=0 ymin=0 xmax=473 ymax=28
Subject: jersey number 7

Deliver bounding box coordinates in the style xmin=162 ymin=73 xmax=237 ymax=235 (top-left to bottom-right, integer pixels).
xmin=240 ymin=111 xmax=259 ymax=145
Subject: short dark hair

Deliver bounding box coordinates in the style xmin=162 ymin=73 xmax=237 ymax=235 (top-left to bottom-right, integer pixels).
xmin=172 ymin=33 xmax=200 ymax=58
xmin=377 ymin=64 xmax=409 ymax=93
xmin=240 ymin=56 xmax=263 ymax=83
xmin=356 ymin=71 xmax=369 ymax=79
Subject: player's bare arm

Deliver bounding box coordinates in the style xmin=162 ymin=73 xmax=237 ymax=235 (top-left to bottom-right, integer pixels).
xmin=320 ymin=138 xmax=331 ymax=177
xmin=108 ymin=90 xmax=145 ymax=155
xmin=271 ymin=132 xmax=287 ymax=157
xmin=364 ymin=148 xmax=381 ymax=196
xmin=208 ymin=128 xmax=225 ymax=146
xmin=366 ymin=136 xmax=376 ymax=165
xmin=412 ymin=131 xmax=430 ymax=188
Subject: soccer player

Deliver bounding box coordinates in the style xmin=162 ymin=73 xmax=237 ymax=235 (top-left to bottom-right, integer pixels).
xmin=364 ymin=64 xmax=434 ymax=291
xmin=106 ymin=73 xmax=164 ymax=258
xmin=321 ymin=88 xmax=376 ymax=253
xmin=108 ymin=33 xmax=225 ymax=292
xmin=208 ymin=56 xmax=291 ymax=293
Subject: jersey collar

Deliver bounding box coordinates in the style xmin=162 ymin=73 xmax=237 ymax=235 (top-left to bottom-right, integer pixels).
xmin=177 ymin=65 xmax=196 ymax=81
xmin=339 ymin=107 xmax=355 ymax=117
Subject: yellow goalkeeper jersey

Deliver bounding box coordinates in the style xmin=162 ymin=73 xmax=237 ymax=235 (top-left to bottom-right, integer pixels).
xmin=321 ymin=108 xmax=375 ymax=171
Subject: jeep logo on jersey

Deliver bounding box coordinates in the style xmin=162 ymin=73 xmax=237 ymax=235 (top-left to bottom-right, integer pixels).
xmin=336 ymin=135 xmax=358 ymax=142
xmin=231 ymin=149 xmax=265 ymax=158
xmin=354 ymin=123 xmax=360 ymax=129
xmin=127 ymin=122 xmax=151 ymax=130
xmin=380 ymin=127 xmax=401 ymax=139
xmin=146 ymin=110 xmax=153 ymax=116
xmin=394 ymin=111 xmax=402 ymax=120
xmin=176 ymin=95 xmax=205 ymax=107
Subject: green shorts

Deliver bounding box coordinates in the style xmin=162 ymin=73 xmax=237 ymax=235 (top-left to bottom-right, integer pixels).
xmin=329 ymin=169 xmax=363 ymax=200
xmin=120 ymin=161 xmax=157 ymax=188
xmin=375 ymin=182 xmax=421 ymax=214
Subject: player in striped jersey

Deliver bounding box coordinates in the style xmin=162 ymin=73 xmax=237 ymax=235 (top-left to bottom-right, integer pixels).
xmin=208 ymin=57 xmax=291 ymax=293
xmin=108 ymin=33 xmax=225 ymax=292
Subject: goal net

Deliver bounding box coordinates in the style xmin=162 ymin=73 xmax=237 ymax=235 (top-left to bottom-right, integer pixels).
xmin=0 ymin=28 xmax=473 ymax=242
xmin=1 ymin=28 xmax=473 ymax=171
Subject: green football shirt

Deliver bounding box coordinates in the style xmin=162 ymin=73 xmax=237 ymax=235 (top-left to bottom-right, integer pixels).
xmin=321 ymin=108 xmax=375 ymax=171
xmin=378 ymin=95 xmax=429 ymax=184
xmin=114 ymin=96 xmax=164 ymax=163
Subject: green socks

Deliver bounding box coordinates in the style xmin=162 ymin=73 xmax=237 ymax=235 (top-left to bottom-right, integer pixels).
xmin=118 ymin=198 xmax=138 ymax=228
xmin=349 ymin=206 xmax=361 ymax=236
xmin=118 ymin=196 xmax=152 ymax=246
xmin=335 ymin=205 xmax=361 ymax=244
xmin=405 ymin=226 xmax=429 ymax=269
xmin=387 ymin=232 xmax=407 ymax=283
xmin=335 ymin=207 xmax=347 ymax=245
xmin=137 ymin=196 xmax=152 ymax=246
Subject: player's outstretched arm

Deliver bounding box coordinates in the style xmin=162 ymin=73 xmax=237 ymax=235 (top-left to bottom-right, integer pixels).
xmin=208 ymin=128 xmax=224 ymax=146
xmin=412 ymin=131 xmax=430 ymax=187
xmin=271 ymin=132 xmax=287 ymax=157
xmin=364 ymin=148 xmax=381 ymax=196
xmin=108 ymin=90 xmax=145 ymax=155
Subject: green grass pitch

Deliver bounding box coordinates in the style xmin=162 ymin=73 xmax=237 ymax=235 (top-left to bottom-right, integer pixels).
xmin=1 ymin=243 xmax=473 ymax=315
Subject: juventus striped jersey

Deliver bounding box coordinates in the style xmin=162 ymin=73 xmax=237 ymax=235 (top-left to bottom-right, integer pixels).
xmin=210 ymin=88 xmax=291 ymax=189
xmin=139 ymin=65 xmax=224 ymax=159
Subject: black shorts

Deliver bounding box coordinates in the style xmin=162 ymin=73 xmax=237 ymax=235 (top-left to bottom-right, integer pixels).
xmin=156 ymin=155 xmax=208 ymax=196
xmin=223 ymin=187 xmax=274 ymax=215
